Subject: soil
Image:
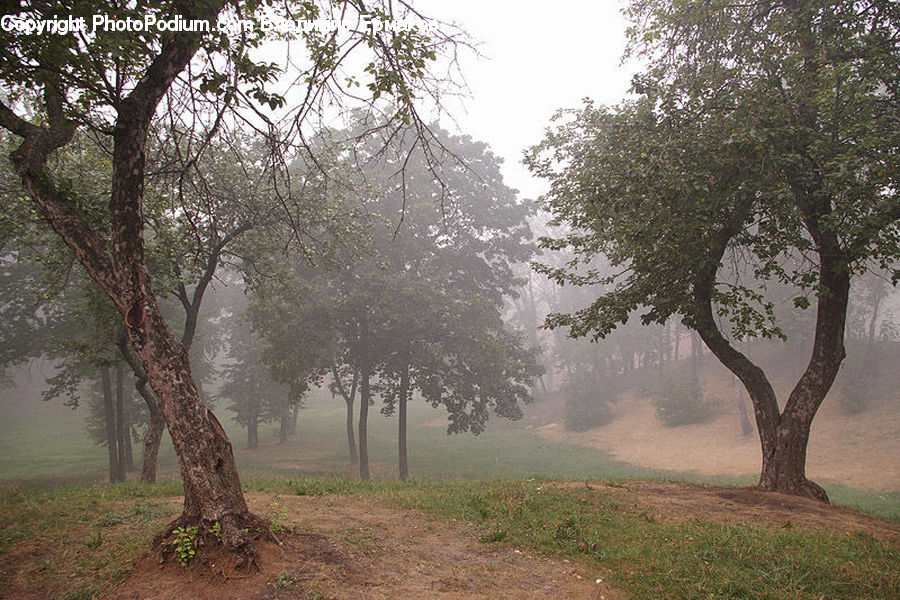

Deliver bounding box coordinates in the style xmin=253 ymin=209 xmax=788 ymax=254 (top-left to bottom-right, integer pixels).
xmin=106 ymin=485 xmax=900 ymax=598
xmin=5 ymin=484 xmax=899 ymax=599
xmin=107 ymin=492 xmax=621 ymax=600
xmin=531 ymin=363 xmax=900 ymax=492
xmin=563 ymin=481 xmax=900 ymax=546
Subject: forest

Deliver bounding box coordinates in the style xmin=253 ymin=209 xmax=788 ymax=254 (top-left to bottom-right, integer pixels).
xmin=0 ymin=1 xmax=898 ymax=598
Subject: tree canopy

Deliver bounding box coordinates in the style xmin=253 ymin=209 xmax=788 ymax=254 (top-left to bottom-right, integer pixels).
xmin=527 ymin=0 xmax=900 ymax=500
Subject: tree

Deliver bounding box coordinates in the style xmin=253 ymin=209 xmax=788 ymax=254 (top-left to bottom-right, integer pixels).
xmin=527 ymin=0 xmax=900 ymax=501
xmin=0 ymin=0 xmax=464 ymax=565
xmin=220 ymin=306 xmax=301 ymax=450
xmin=246 ymin=120 xmax=540 ymax=481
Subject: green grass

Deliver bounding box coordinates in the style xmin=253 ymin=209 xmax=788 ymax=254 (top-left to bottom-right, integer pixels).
xmin=3 ymin=385 xmax=900 ymax=520
xmin=2 ymin=477 xmax=896 ymax=600
xmin=377 ymin=479 xmax=899 ymax=600
xmin=0 ymin=480 xmax=182 ymax=598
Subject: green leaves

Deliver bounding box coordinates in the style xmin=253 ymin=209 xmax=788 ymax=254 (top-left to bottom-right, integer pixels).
xmin=529 ymin=0 xmax=900 ymax=347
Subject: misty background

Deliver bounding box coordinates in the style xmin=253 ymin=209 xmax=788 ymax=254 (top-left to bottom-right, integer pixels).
xmin=1 ymin=2 xmax=898 ymax=506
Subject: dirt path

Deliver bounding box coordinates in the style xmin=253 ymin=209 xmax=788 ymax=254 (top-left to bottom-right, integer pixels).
xmin=111 ymin=492 xmax=621 ymax=600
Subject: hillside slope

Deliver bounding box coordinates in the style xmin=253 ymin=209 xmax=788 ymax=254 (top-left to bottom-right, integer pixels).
xmin=531 ymin=342 xmax=900 ymax=493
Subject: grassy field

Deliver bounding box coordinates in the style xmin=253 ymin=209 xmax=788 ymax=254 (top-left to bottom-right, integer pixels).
xmin=385 ymin=480 xmax=900 ymax=600
xmin=2 ymin=382 xmax=899 ymax=519
xmin=2 ymin=382 xmax=899 ymax=599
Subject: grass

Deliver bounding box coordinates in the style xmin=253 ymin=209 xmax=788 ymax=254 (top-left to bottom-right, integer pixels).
xmin=0 ymin=385 xmax=662 ymax=486
xmin=377 ymin=479 xmax=900 ymax=600
xmin=3 ymin=383 xmax=900 ymax=519
xmin=2 ymin=370 xmax=900 ymax=597
xmin=0 ymin=481 xmax=182 ymax=598
xmin=1 ymin=476 xmax=897 ymax=600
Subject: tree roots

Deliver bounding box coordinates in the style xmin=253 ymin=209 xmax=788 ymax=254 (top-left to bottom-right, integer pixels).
xmin=153 ymin=511 xmax=277 ymax=571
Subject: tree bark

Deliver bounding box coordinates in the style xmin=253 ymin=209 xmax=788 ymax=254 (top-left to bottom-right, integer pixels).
xmin=690 ymin=193 xmax=848 ymax=502
xmin=101 ymin=367 xmax=119 ymax=484
xmin=137 ymin=302 xmax=271 ymax=565
xmin=3 ymin=2 xmax=270 ymax=566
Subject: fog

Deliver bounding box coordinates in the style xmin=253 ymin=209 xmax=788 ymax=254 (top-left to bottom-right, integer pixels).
xmin=0 ymin=1 xmax=898 ymax=509
xmin=2 ymin=250 xmax=898 ymax=496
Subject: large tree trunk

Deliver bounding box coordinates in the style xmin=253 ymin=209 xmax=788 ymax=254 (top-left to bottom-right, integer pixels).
xmin=136 ymin=302 xmax=271 ymax=566
xmin=101 ymin=367 xmax=119 ymax=484
xmin=141 ymin=400 xmax=165 ymax=484
xmin=691 ymin=195 xmax=849 ymax=502
xmin=4 ymin=0 xmax=267 ymax=568
xmin=112 ymin=80 xmax=268 ymax=566
xmin=756 ymin=241 xmax=849 ymax=501
xmin=398 ymin=362 xmax=410 ymax=482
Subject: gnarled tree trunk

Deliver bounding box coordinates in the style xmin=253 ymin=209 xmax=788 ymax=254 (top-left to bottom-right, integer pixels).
xmin=4 ymin=1 xmax=270 ymax=565
xmin=134 ymin=299 xmax=271 ymax=566
xmin=692 ymin=195 xmax=849 ymax=502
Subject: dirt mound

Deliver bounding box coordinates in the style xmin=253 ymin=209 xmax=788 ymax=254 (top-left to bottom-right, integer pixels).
xmin=109 ymin=492 xmax=620 ymax=599
xmin=6 ymin=485 xmax=899 ymax=599
xmin=573 ymin=481 xmax=900 ymax=546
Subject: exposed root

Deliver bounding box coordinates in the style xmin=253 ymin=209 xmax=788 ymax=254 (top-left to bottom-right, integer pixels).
xmin=756 ymin=477 xmax=830 ymax=503
xmin=153 ymin=511 xmax=277 ymax=572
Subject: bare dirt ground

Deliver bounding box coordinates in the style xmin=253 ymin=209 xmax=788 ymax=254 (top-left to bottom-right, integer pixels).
xmin=105 ymin=485 xmax=900 ymax=599
xmin=5 ymin=485 xmax=899 ymax=599
xmin=533 ymin=369 xmax=900 ymax=493
xmin=108 ymin=492 xmax=622 ymax=600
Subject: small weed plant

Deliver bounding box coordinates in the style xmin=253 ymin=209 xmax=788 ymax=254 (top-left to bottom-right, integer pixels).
xmin=171 ymin=525 xmax=198 ymax=567
xmin=267 ymin=497 xmax=289 ymax=534
xmin=208 ymin=521 xmax=222 ymax=543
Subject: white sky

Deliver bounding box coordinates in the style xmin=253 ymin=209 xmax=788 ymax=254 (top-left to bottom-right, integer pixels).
xmin=417 ymin=0 xmax=636 ymax=200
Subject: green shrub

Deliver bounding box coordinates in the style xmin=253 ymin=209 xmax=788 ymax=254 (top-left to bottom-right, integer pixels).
xmin=563 ymin=371 xmax=616 ymax=431
xmin=650 ymin=366 xmax=713 ymax=427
